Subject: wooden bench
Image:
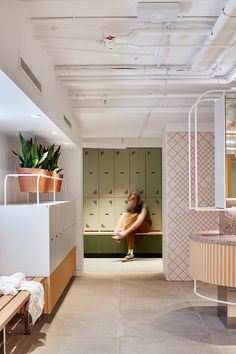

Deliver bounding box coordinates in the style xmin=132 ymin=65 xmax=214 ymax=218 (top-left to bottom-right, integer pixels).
xmin=0 ymin=277 xmax=44 ymax=354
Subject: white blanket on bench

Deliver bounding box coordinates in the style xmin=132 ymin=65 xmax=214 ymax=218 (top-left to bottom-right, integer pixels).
xmin=0 ymin=273 xmax=44 ymax=324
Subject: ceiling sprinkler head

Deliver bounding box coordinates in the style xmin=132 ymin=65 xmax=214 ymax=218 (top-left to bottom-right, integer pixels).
xmin=104 ymin=35 xmax=115 ymax=49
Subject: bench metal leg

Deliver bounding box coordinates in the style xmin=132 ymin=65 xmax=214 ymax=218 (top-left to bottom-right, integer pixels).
xmin=0 ymin=327 xmax=6 ymax=354
xmin=24 ymin=311 xmax=31 ymax=335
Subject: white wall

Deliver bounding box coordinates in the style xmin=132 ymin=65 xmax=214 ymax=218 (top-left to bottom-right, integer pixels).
xmin=59 ymin=148 xmax=84 ymax=274
xmin=0 ymin=133 xmax=26 ymax=204
xmin=0 ymin=0 xmax=82 ymax=147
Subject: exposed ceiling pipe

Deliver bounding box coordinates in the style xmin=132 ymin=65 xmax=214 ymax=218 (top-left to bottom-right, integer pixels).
xmin=191 ymin=0 xmax=236 ymax=70
xmin=110 ymin=27 xmax=212 ymax=40
xmin=60 ymin=65 xmax=236 ymax=83
xmin=57 ymin=69 xmax=216 ymax=78
xmin=69 ymin=93 xmax=210 ymax=100
xmin=62 ymin=68 xmax=236 ymax=86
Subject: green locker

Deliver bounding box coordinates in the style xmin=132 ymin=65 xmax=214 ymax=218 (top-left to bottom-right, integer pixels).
xmin=99 ymin=150 xmax=114 ymax=197
xmin=130 ymin=148 xmax=146 ymax=197
xmin=84 ymin=198 xmax=99 ymax=231
xmin=114 ymin=239 xmax=128 ymax=254
xmin=146 ymin=198 xmax=162 ymax=231
xmin=84 ymin=235 xmax=99 ymax=253
xmin=83 ymin=149 xmax=98 ymax=197
xmin=135 ymin=235 xmax=162 ymax=253
xmin=114 ymin=149 xmax=129 ymax=197
xmin=114 ymin=198 xmax=128 ymax=227
xmin=146 ymin=148 xmax=162 ymax=197
xmin=98 ymin=236 xmax=115 ymax=253
xmin=99 ymin=198 xmax=115 ymax=231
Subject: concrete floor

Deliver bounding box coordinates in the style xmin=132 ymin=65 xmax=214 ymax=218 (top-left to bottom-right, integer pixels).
xmin=5 ymin=258 xmax=236 ymax=354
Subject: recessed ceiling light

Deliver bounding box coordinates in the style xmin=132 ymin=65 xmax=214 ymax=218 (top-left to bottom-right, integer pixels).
xmin=31 ymin=113 xmax=41 ymax=118
xmin=51 ymin=131 xmax=57 ymax=135
xmin=64 ymin=142 xmax=69 ymax=145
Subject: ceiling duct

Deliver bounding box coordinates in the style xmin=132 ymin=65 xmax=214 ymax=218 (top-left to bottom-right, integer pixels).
xmin=19 ymin=56 xmax=42 ymax=93
xmin=137 ymin=2 xmax=180 ymax=23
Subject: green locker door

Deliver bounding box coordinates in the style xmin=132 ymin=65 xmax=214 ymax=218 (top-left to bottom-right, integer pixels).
xmin=98 ymin=236 xmax=115 ymax=254
xmin=114 ymin=149 xmax=129 ymax=197
xmin=146 ymin=148 xmax=162 ymax=197
xmin=114 ymin=198 xmax=128 ymax=227
xmin=83 ymin=149 xmax=98 ymax=197
xmin=130 ymin=148 xmax=146 ymax=197
xmin=146 ymin=198 xmax=162 ymax=231
xmin=99 ymin=198 xmax=115 ymax=231
xmin=83 ymin=198 xmax=99 ymax=231
xmin=99 ymin=150 xmax=114 ymax=197
xmin=84 ymin=235 xmax=99 ymax=254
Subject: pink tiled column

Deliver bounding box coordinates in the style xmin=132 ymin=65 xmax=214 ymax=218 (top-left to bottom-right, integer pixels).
xmin=164 ymin=132 xmax=219 ymax=281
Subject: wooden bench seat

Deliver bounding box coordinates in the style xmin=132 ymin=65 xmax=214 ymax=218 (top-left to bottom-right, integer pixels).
xmin=84 ymin=231 xmax=162 ymax=236
xmin=0 ymin=277 xmax=44 ymax=354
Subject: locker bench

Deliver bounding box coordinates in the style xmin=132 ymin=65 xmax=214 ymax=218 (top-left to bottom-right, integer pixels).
xmin=84 ymin=231 xmax=162 ymax=257
xmin=0 ymin=277 xmax=44 ymax=354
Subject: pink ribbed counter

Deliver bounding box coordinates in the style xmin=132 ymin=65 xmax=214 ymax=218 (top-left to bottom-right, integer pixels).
xmin=189 ymin=231 xmax=236 ymax=288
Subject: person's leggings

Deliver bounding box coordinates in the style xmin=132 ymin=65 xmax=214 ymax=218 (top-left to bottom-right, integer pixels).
xmin=117 ymin=212 xmax=150 ymax=250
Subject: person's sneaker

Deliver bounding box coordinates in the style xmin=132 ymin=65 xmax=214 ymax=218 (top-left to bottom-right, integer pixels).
xmin=122 ymin=253 xmax=134 ymax=262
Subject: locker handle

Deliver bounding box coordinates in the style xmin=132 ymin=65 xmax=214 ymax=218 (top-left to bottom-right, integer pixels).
xmin=136 ymin=171 xmax=140 ymax=174
xmin=140 ymin=190 xmax=143 ymax=194
xmin=86 ymin=224 xmax=89 ymax=228
xmin=89 ymin=172 xmax=93 ymax=174
xmin=101 ymin=224 xmax=105 ymax=228
xmin=124 ymin=190 xmax=128 ymax=194
xmin=93 ymin=190 xmax=97 ymax=194
xmin=152 ymin=213 xmax=156 ymax=215
xmin=105 ymin=213 xmax=109 ymax=215
xmin=151 ymin=172 xmax=155 ymax=174
xmin=89 ymin=213 xmax=94 ymax=215
xmin=109 ymin=190 xmax=112 ymax=194
xmin=120 ymin=172 xmax=124 ymax=174
xmin=104 ymin=172 xmax=109 ymax=174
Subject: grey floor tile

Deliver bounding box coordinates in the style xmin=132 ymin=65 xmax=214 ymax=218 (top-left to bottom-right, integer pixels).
xmin=119 ymin=305 xmax=209 ymax=338
xmin=119 ymin=335 xmax=221 ymax=354
xmin=29 ymin=336 xmax=117 ymax=354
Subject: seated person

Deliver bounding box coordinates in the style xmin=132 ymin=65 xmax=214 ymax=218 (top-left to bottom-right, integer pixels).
xmin=112 ymin=190 xmax=151 ymax=262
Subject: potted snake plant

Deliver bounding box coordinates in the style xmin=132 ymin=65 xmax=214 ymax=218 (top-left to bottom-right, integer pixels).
xmin=12 ymin=133 xmax=49 ymax=192
xmin=41 ymin=144 xmax=63 ymax=192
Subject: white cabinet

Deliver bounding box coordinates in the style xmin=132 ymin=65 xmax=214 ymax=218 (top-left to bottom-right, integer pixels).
xmin=0 ymin=201 xmax=76 ymax=277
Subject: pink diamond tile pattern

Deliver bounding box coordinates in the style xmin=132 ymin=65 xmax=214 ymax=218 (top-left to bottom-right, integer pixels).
xmin=166 ymin=132 xmax=219 ymax=281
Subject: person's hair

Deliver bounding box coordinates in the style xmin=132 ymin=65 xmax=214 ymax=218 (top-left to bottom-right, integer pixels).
xmin=128 ymin=190 xmax=140 ymax=204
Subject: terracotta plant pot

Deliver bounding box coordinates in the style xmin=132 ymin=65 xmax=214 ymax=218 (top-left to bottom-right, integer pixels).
xmin=16 ymin=167 xmax=49 ymax=193
xmin=46 ymin=171 xmax=63 ymax=192
xmin=56 ymin=173 xmax=63 ymax=192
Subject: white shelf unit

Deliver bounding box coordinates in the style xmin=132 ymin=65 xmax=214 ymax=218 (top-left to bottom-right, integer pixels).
xmin=0 ymin=201 xmax=76 ymax=277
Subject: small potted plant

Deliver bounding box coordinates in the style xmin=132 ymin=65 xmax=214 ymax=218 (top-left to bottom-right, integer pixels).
xmin=42 ymin=144 xmax=63 ymax=192
xmin=12 ymin=133 xmax=49 ymax=192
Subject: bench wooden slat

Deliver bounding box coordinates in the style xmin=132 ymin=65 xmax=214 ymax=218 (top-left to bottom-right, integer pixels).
xmin=0 ymin=291 xmax=30 ymax=331
xmin=0 ymin=294 xmax=17 ymax=311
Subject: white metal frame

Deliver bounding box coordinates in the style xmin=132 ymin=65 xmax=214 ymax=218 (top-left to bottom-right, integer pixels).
xmin=4 ymin=173 xmax=64 ymax=206
xmin=188 ymin=89 xmax=236 ymax=211
xmin=194 ymin=280 xmax=236 ymax=306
